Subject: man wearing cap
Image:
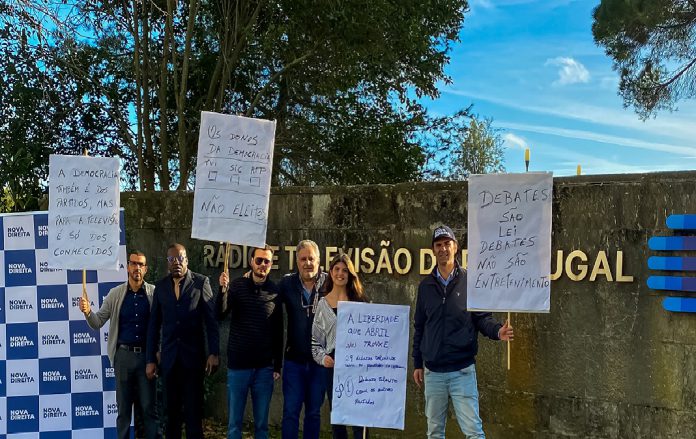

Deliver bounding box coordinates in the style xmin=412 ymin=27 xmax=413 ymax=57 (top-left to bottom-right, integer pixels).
xmin=412 ymin=225 xmax=513 ymax=438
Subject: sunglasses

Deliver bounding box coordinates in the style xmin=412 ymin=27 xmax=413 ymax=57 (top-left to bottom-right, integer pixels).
xmin=254 ymin=257 xmax=272 ymax=266
xmin=167 ymin=255 xmax=187 ymax=264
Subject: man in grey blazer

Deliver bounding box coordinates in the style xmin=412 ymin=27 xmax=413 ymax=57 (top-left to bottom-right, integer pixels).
xmin=79 ymin=250 xmax=157 ymax=439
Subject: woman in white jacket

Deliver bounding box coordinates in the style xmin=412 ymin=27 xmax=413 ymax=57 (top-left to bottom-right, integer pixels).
xmin=311 ymin=253 xmax=369 ymax=439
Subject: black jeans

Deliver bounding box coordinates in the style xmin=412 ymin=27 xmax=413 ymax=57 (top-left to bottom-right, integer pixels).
xmin=162 ymin=360 xmax=205 ymax=439
xmin=324 ymin=367 xmax=369 ymax=439
xmin=114 ymin=347 xmax=158 ymax=439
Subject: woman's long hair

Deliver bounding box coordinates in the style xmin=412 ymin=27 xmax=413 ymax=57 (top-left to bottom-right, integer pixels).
xmin=324 ymin=253 xmax=369 ymax=303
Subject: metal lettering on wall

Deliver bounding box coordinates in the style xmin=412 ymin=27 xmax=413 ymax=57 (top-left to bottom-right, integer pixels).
xmin=202 ymin=243 xmax=634 ymax=283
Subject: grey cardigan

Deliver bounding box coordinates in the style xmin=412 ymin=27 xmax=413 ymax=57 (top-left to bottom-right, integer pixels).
xmin=311 ymin=297 xmax=337 ymax=367
xmin=85 ymin=281 xmax=155 ymax=365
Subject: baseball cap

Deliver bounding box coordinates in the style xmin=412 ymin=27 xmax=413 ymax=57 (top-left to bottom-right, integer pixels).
xmin=432 ymin=225 xmax=457 ymax=244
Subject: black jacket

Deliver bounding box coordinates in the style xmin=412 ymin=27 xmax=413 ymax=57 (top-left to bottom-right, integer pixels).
xmin=412 ymin=264 xmax=501 ymax=372
xmin=279 ymin=271 xmax=327 ymax=363
xmin=217 ymin=276 xmax=283 ymax=372
xmin=146 ymin=270 xmax=220 ymax=372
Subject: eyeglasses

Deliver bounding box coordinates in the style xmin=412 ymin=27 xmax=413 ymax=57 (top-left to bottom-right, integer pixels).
xmin=167 ymin=255 xmax=187 ymax=264
xmin=254 ymin=257 xmax=272 ymax=266
xmin=128 ymin=261 xmax=147 ymax=267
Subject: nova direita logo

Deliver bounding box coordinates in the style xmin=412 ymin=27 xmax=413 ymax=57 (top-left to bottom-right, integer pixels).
xmin=74 ymin=404 xmax=100 ymax=417
xmin=9 ymin=299 xmax=33 ymax=310
xmin=43 ymin=407 xmax=67 ymax=419
xmin=10 ymin=335 xmax=35 ymax=348
xmin=10 ymin=371 xmax=35 ymax=384
xmin=74 ymin=367 xmax=99 ymax=381
xmin=6 ymin=225 xmax=31 ymax=238
xmin=43 ymin=370 xmax=68 ymax=382
xmin=73 ymin=332 xmax=97 ymax=344
xmin=40 ymin=297 xmax=65 ymax=309
xmin=107 ymin=402 xmax=118 ymax=415
xmin=10 ymin=409 xmax=35 ymax=420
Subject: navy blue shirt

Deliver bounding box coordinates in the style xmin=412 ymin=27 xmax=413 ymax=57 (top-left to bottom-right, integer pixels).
xmin=118 ymin=285 xmax=150 ymax=346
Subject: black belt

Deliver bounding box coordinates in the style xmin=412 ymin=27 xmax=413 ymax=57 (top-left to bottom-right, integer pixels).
xmin=119 ymin=344 xmax=144 ymax=353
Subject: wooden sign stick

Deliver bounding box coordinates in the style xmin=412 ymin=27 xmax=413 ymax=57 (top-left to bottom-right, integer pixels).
xmin=82 ymin=148 xmax=89 ymax=302
xmin=508 ymin=147 xmax=531 ymax=370
xmin=507 ymin=312 xmax=511 ymax=370
xmin=222 ymin=242 xmax=231 ymax=292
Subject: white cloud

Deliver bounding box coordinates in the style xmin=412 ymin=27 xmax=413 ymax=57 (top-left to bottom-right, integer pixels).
xmin=545 ymin=57 xmax=590 ymax=85
xmin=468 ymin=0 xmax=494 ymax=9
xmin=442 ymin=88 xmax=696 ymax=143
xmin=539 ymin=143 xmax=689 ymax=175
xmin=497 ymin=121 xmax=696 ymax=156
xmin=503 ymin=133 xmax=528 ymax=149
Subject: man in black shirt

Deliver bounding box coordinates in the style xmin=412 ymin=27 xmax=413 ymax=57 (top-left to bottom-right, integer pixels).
xmin=218 ymin=245 xmax=283 ymax=439
xmin=146 ymin=243 xmax=219 ymax=439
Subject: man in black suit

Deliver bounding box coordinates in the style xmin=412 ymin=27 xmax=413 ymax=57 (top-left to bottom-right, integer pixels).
xmin=146 ymin=243 xmax=219 ymax=439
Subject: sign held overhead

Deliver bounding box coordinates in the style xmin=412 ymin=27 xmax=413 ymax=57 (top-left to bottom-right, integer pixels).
xmin=192 ymin=112 xmax=276 ymax=248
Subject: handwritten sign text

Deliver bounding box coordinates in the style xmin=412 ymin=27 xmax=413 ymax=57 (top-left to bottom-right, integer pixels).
xmin=48 ymin=155 xmax=120 ymax=270
xmin=467 ymin=172 xmax=553 ymax=312
xmin=332 ymin=302 xmax=409 ymax=430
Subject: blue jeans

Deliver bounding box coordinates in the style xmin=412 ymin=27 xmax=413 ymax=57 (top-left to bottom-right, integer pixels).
xmin=424 ymin=365 xmax=484 ymax=439
xmin=227 ymin=367 xmax=275 ymax=439
xmin=281 ymin=360 xmax=326 ymax=439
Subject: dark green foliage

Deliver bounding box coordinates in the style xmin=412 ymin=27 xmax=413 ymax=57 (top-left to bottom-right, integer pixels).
xmin=1 ymin=0 xmax=472 ymax=198
xmin=593 ymin=0 xmax=696 ymax=118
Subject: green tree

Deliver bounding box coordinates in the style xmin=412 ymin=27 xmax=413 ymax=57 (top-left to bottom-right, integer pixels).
xmin=593 ymin=0 xmax=696 ymax=118
xmin=0 ymin=1 xmax=128 ymax=212
xmin=458 ymin=116 xmax=505 ymax=177
xmin=2 ymin=0 xmax=468 ymax=192
xmin=423 ymin=113 xmax=505 ymax=180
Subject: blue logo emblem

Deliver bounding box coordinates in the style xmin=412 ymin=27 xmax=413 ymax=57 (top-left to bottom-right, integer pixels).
xmin=7 ymin=323 xmax=39 ymax=359
xmin=102 ymin=355 xmax=116 ymax=391
xmin=647 ymin=214 xmax=696 ymax=312
xmin=71 ymin=392 xmax=103 ymax=429
xmin=69 ymin=320 xmax=101 ymax=357
xmin=0 ymin=360 xmax=6 ymax=396
xmin=38 ymin=285 xmax=69 ymax=321
xmin=5 ymin=250 xmax=37 ymax=287
xmin=0 ymin=287 xmax=5 ymax=324
xmin=34 ymin=213 xmax=49 ymax=249
xmin=7 ymin=395 xmax=40 ymax=433
xmin=39 ymin=358 xmax=71 ymax=395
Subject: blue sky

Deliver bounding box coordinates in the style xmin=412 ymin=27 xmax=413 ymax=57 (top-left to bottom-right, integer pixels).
xmin=421 ymin=0 xmax=696 ymax=176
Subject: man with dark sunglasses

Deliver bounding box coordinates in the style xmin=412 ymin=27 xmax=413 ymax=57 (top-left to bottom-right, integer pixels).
xmin=218 ymin=245 xmax=283 ymax=439
xmin=80 ymin=250 xmax=157 ymax=439
xmin=146 ymin=243 xmax=219 ymax=439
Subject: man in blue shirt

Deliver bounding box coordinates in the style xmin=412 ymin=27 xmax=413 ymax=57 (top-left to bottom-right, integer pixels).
xmin=80 ymin=250 xmax=157 ymax=439
xmin=279 ymin=240 xmax=327 ymax=439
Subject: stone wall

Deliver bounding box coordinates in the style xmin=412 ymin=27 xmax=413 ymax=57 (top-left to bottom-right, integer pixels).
xmin=121 ymin=171 xmax=696 ymax=438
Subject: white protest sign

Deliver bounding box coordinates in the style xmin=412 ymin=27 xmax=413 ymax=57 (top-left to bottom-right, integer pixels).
xmin=332 ymin=302 xmax=410 ymax=430
xmin=467 ymin=172 xmax=553 ymax=312
xmin=191 ymin=112 xmax=276 ymax=247
xmin=48 ymin=154 xmax=120 ymax=270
